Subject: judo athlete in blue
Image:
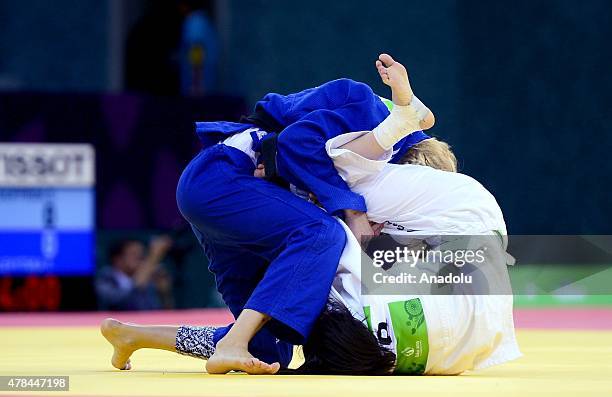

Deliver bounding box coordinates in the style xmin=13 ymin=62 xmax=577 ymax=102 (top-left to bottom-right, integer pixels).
xmin=99 ymin=54 xmax=435 ymax=375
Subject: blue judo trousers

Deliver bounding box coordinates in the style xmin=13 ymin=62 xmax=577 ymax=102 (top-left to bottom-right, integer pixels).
xmin=176 ymin=78 xmax=427 ymax=368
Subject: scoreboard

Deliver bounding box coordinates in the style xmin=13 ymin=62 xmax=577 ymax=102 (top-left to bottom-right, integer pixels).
xmin=0 ymin=144 xmax=95 ymax=310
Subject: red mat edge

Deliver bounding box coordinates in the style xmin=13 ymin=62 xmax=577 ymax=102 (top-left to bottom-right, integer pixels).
xmin=0 ymin=309 xmax=233 ymax=327
xmin=1 ymin=308 xmax=611 ymax=330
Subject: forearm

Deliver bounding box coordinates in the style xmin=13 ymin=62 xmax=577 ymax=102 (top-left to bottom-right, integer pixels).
xmin=344 ymin=209 xmax=363 ymax=217
xmin=338 ymin=132 xmax=386 ymax=160
xmin=343 ymin=209 xmax=376 ymax=246
xmin=276 ymin=115 xmax=370 ymax=215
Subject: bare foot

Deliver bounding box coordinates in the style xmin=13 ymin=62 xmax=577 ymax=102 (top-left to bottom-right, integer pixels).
xmin=376 ymin=53 xmax=413 ymax=106
xmin=100 ymin=318 xmax=138 ymax=370
xmin=205 ymin=344 xmax=280 ymax=375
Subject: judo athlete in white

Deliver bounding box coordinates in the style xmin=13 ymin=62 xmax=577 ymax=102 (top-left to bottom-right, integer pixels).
xmin=322 ymin=139 xmax=521 ymax=374
xmin=292 ymin=55 xmax=521 ymax=375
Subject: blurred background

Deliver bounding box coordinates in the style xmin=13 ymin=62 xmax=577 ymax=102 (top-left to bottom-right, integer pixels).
xmin=0 ymin=0 xmax=610 ymax=312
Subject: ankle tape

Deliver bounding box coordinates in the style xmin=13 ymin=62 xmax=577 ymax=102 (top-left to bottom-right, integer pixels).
xmin=175 ymin=325 xmax=217 ymax=359
xmin=373 ymin=104 xmax=421 ymax=150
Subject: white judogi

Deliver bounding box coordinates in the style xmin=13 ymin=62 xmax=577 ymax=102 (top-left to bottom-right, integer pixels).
xmin=328 ymin=131 xmax=507 ymax=236
xmin=326 ymin=131 xmax=521 ymax=375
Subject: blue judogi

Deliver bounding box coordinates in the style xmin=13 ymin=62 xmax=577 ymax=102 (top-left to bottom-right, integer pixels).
xmin=176 ymin=145 xmax=346 ymax=367
xmin=179 ymin=78 xmax=424 ymax=368
xmin=195 ymin=78 xmax=422 ymax=215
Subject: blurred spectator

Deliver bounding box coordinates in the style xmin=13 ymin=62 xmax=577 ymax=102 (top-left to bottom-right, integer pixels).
xmin=95 ymin=236 xmax=174 ymax=311
xmin=179 ymin=3 xmax=219 ymax=95
xmin=124 ymin=0 xmax=218 ymax=96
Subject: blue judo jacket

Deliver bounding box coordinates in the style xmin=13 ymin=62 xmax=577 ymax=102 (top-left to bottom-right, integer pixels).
xmin=195 ymin=78 xmax=422 ymax=215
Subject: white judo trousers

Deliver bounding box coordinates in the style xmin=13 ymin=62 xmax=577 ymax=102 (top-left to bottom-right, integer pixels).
xmin=326 ymin=131 xmax=522 ymax=375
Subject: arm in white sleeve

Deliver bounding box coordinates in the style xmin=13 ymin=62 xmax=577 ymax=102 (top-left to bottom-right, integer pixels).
xmin=326 ymin=131 xmax=393 ymax=187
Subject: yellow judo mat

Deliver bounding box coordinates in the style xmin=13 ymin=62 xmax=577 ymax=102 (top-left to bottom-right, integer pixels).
xmin=1 ymin=327 xmax=611 ymax=397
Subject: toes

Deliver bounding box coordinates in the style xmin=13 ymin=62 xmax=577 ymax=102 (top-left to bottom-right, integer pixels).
xmin=243 ymin=357 xmax=271 ymax=374
xmin=249 ymin=359 xmax=280 ymax=375
xmin=376 ymin=58 xmax=392 ymax=85
xmin=112 ymin=357 xmax=128 ymax=370
xmin=270 ymin=363 xmax=280 ymax=374
xmin=257 ymin=361 xmax=280 ymax=374
xmin=241 ymin=357 xmax=263 ymax=372
xmin=111 ymin=348 xmax=131 ymax=371
xmin=377 ymin=66 xmax=390 ymax=81
xmin=379 ymin=53 xmax=395 ymax=67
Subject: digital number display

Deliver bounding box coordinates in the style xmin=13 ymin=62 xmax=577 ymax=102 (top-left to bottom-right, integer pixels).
xmin=0 ymin=144 xmax=95 ymax=276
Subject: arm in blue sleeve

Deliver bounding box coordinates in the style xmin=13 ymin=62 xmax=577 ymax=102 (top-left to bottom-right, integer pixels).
xmin=256 ymin=78 xmax=385 ymax=125
xmin=276 ymin=109 xmax=367 ymax=216
xmin=272 ymin=80 xmax=391 ymax=215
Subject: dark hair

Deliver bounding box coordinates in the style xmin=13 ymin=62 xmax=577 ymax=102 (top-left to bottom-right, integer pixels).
xmin=108 ymin=239 xmax=141 ymax=264
xmin=284 ymin=299 xmax=396 ymax=375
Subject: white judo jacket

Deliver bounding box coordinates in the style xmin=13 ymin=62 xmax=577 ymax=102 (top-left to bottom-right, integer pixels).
xmin=326 ymin=131 xmax=521 ymax=375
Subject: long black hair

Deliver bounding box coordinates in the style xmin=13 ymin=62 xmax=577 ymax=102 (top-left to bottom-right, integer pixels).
xmin=283 ymin=299 xmax=396 ymax=375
